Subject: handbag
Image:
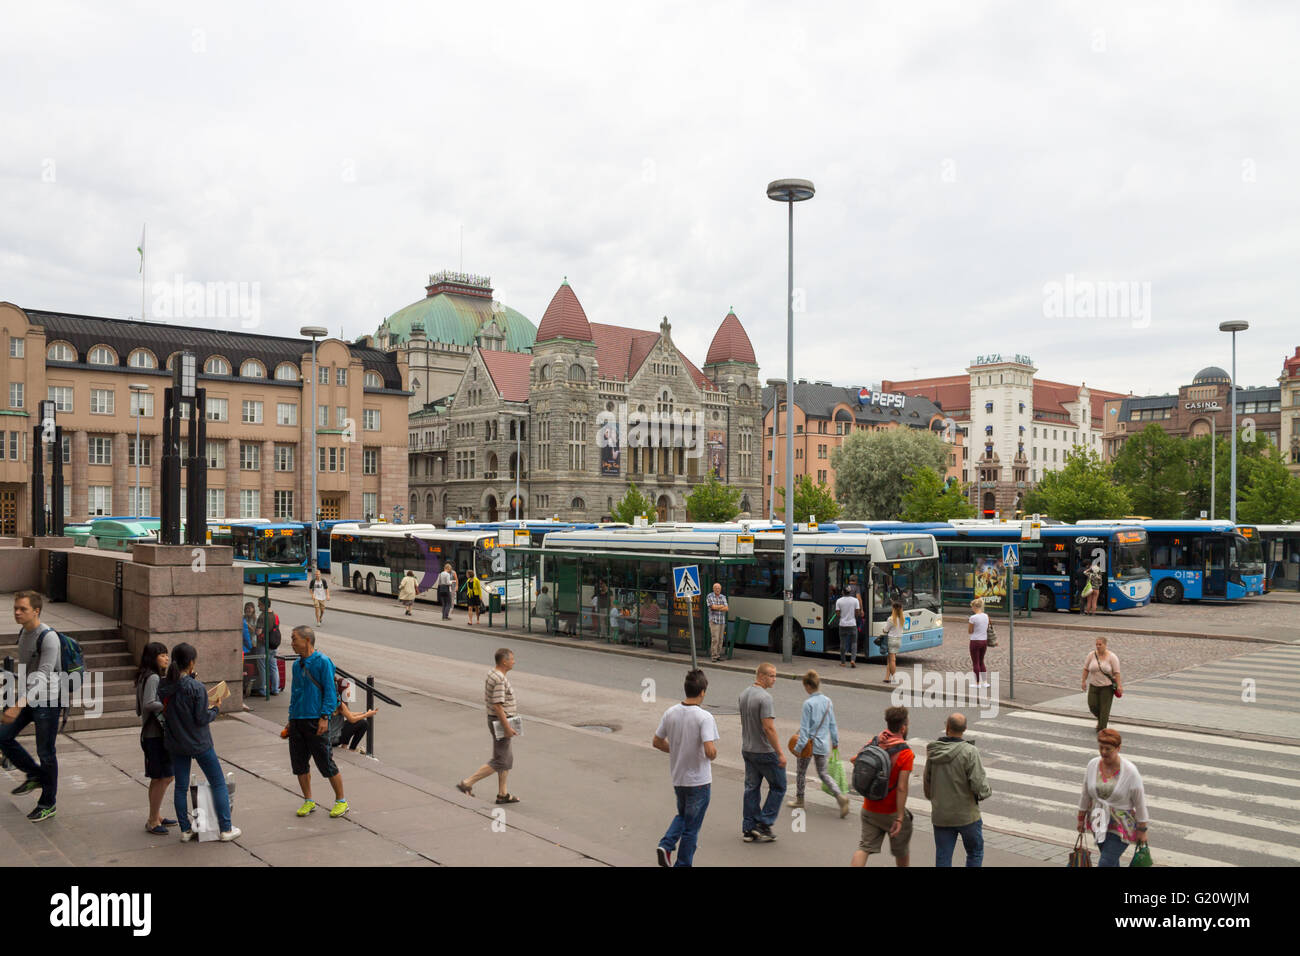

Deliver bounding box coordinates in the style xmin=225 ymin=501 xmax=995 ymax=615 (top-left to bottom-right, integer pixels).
xmin=1130 ymin=843 xmax=1153 ymax=867
xmin=985 ymin=620 xmax=998 ymax=648
xmin=1068 ymin=832 xmax=1093 ymax=867
xmin=788 ymin=701 xmax=832 ymax=759
xmin=822 ymin=746 xmax=849 ymax=796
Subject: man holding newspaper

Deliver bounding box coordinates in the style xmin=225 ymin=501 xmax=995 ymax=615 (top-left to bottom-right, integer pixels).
xmin=456 ymin=648 xmax=522 ymax=805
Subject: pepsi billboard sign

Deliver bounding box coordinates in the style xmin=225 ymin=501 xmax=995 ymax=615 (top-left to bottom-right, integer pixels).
xmin=858 ymin=387 xmax=906 ymax=409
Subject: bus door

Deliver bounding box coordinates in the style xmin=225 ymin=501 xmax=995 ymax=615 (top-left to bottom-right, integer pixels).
xmin=1205 ymin=537 xmax=1227 ymax=597
xmin=822 ymin=559 xmax=867 ymax=655
xmin=1070 ymin=536 xmax=1108 ymax=609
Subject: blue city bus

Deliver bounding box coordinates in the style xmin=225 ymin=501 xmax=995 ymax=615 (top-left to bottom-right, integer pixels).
xmin=229 ymin=520 xmax=310 ymax=584
xmin=1078 ymin=519 xmax=1262 ymax=602
xmin=837 ymin=520 xmax=1153 ymax=612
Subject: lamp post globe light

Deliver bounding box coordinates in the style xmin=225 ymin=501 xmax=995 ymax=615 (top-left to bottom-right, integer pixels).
xmin=128 ymin=383 xmax=151 ymax=517
xmin=767 ymin=178 xmax=815 ymax=664
xmin=1218 ymin=320 xmax=1249 ymax=524
xmin=301 ymin=326 xmax=329 ymax=569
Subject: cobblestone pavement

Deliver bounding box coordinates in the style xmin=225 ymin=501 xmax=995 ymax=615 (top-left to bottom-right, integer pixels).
xmin=1012 ymin=597 xmax=1300 ymax=643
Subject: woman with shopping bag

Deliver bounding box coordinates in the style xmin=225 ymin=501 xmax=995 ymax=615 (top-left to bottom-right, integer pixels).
xmin=1076 ymin=728 xmax=1150 ymax=866
xmin=786 ymin=671 xmax=850 ymax=817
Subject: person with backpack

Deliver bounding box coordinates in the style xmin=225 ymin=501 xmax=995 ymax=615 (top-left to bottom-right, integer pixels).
xmin=849 ymin=705 xmax=914 ymax=867
xmin=787 ymin=670 xmax=850 ymax=817
xmin=310 ymin=567 xmax=331 ymax=625
xmin=286 ymin=625 xmax=348 ymax=819
xmin=1083 ymin=562 xmax=1104 ymax=615
xmin=924 ymin=712 xmax=992 ymax=867
xmin=158 ymin=642 xmax=241 ymax=842
xmin=255 ymin=596 xmax=282 ymax=696
xmin=135 ymin=641 xmax=177 ymax=834
xmin=1 ymin=591 xmax=63 ymax=822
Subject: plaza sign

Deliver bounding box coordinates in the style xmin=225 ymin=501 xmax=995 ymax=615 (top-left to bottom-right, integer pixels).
xmin=970 ymin=354 xmax=1033 ymax=367
xmin=858 ymin=387 xmax=906 ymax=409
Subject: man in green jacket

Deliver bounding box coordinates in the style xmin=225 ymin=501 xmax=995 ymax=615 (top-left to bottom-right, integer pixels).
xmin=923 ymin=713 xmax=992 ymax=867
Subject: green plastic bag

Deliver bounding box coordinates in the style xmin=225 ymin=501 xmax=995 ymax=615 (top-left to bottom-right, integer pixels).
xmin=1130 ymin=843 xmax=1153 ymax=867
xmin=822 ymin=747 xmax=849 ymax=797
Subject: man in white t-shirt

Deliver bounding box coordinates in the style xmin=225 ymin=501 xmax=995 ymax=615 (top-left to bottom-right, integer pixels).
xmin=653 ymin=669 xmax=719 ymax=867
xmin=310 ymin=568 xmax=330 ymax=625
xmin=835 ymin=590 xmax=862 ymax=667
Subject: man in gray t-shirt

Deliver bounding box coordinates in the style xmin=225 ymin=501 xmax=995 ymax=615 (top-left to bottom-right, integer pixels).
xmin=739 ymin=663 xmax=786 ymax=841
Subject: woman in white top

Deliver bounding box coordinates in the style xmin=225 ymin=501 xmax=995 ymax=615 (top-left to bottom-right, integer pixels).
xmin=967 ymin=598 xmax=989 ymax=688
xmin=884 ymin=601 xmax=905 ymax=684
xmin=1081 ymin=636 xmax=1122 ymax=731
xmin=1077 ymin=728 xmax=1149 ymax=866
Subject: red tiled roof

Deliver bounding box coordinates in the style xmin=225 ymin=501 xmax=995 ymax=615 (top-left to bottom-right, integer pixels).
xmin=881 ymin=375 xmax=971 ymax=415
xmin=480 ymin=350 xmax=533 ymax=403
xmin=705 ymin=310 xmax=756 ymax=365
xmin=589 ymin=322 xmax=717 ymax=391
xmin=1035 ymin=379 xmax=1126 ymax=423
xmin=535 ymin=281 xmax=592 ymax=342
xmin=1283 ymin=347 xmax=1300 ymax=378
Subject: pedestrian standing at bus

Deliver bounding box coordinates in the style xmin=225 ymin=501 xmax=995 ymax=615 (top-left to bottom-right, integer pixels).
xmin=310 ymin=568 xmax=330 ymax=625
xmin=884 ymin=601 xmax=905 ymax=684
xmin=466 ymin=572 xmax=484 ymax=625
xmin=653 ymin=669 xmax=719 ymax=867
xmin=398 ymin=570 xmax=418 ymax=616
xmin=706 ymin=582 xmax=728 ymax=662
xmin=788 ymin=670 xmax=850 ymax=817
xmin=1083 ymin=563 xmax=1103 ymax=615
xmin=835 ymin=589 xmax=861 ymax=668
xmin=1081 ymin=636 xmax=1122 ymax=731
xmin=967 ymin=598 xmax=989 ymax=689
xmin=739 ymin=663 xmax=786 ymax=842
xmin=847 ymin=575 xmax=865 ymax=660
xmin=1077 ymin=729 xmax=1149 ymax=866
xmin=437 ymin=562 xmax=455 ymax=620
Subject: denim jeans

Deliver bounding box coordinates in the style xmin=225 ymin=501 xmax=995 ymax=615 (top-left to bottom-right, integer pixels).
xmin=839 ymin=628 xmax=858 ymax=663
xmin=252 ymin=652 xmax=280 ymax=695
xmin=0 ymin=705 xmax=60 ymax=808
xmin=934 ymin=819 xmax=984 ymax=867
xmin=660 ymin=784 xmax=711 ymax=867
xmin=172 ymin=746 xmax=233 ymax=833
xmin=1098 ymin=831 xmax=1130 ymax=867
xmin=742 ymin=751 xmax=787 ymax=832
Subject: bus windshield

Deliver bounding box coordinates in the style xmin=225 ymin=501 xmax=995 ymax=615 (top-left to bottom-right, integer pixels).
xmin=1237 ymin=535 xmax=1265 ymax=576
xmin=262 ymin=531 xmax=307 ymax=565
xmin=872 ymin=558 xmax=942 ymax=619
xmin=1113 ymin=538 xmax=1150 ymax=579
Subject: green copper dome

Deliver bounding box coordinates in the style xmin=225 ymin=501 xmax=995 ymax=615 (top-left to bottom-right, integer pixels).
xmin=379 ymin=272 xmax=536 ymax=353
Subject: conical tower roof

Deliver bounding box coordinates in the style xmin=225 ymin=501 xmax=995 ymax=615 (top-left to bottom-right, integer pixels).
xmin=535 ymin=278 xmax=593 ymax=343
xmin=705 ymin=308 xmax=756 ymax=364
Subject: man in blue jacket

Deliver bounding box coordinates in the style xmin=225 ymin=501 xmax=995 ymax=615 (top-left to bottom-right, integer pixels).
xmin=286 ymin=626 xmax=347 ymax=818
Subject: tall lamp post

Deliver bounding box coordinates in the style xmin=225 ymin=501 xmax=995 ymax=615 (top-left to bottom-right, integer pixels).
xmin=301 ymin=326 xmax=328 ymax=569
xmin=767 ymin=177 xmax=815 ymax=664
xmin=1219 ymin=321 xmax=1249 ymax=524
xmin=129 ymin=383 xmax=150 ymax=517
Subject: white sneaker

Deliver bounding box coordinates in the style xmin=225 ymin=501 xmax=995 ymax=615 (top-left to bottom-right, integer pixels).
xmin=220 ymin=827 xmax=242 ymax=842
xmin=979 ymin=681 xmax=990 ymax=688
xmin=179 ymin=830 xmax=197 ymax=843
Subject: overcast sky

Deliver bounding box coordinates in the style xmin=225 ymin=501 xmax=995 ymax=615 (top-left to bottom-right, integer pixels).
xmin=3 ymin=1 xmax=1296 ymax=398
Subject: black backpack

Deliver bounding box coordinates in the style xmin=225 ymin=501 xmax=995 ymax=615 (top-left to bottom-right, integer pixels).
xmin=264 ymin=612 xmax=282 ymax=649
xmin=852 ymin=735 xmax=909 ymax=802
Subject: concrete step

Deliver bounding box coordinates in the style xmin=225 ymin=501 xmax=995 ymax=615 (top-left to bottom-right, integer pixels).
xmin=0 ymin=638 xmax=127 ymax=656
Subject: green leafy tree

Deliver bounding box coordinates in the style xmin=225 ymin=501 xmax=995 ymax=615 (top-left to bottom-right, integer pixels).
xmin=831 ymin=428 xmax=950 ymax=520
xmin=1237 ymin=449 xmax=1300 ymax=523
xmin=1185 ymin=430 xmax=1273 ymax=519
xmin=900 ymin=468 xmax=976 ymax=521
xmin=775 ymin=474 xmax=841 ymax=522
xmin=1021 ymin=446 xmax=1131 ymax=523
xmin=1110 ymin=423 xmax=1188 ymax=518
xmin=685 ymin=470 xmax=742 ymax=522
xmin=611 ymin=481 xmax=655 ymax=524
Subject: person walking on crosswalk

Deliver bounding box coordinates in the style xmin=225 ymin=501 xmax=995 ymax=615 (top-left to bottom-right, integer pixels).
xmin=1081 ymin=637 xmax=1122 ymax=731
xmin=1077 ymin=729 xmax=1149 ymax=867
xmin=924 ymin=712 xmax=992 ymax=867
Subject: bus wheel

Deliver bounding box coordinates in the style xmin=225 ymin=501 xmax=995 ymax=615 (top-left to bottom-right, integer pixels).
xmin=353 ymin=571 xmax=362 ymax=591
xmin=366 ymin=574 xmax=377 ymax=595
xmin=1157 ymin=579 xmax=1183 ymax=604
xmin=1036 ymin=586 xmax=1055 ymax=611
xmin=766 ymin=620 xmax=804 ymax=655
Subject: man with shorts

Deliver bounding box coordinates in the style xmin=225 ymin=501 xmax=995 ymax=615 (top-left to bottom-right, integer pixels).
xmin=309 ymin=568 xmax=330 ymax=625
xmin=286 ymin=626 xmax=348 ymax=818
xmin=457 ymin=648 xmax=520 ymax=804
xmin=850 ymin=705 xmax=913 ymax=867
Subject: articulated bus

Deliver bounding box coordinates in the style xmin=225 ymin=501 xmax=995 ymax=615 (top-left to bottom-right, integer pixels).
xmin=836 ymin=521 xmax=1152 ymax=612
xmin=1257 ymin=524 xmax=1300 ymax=592
xmin=1077 ymin=520 xmax=1262 ymax=602
xmin=329 ymin=523 xmax=511 ymax=604
xmin=538 ymin=525 xmax=943 ymax=660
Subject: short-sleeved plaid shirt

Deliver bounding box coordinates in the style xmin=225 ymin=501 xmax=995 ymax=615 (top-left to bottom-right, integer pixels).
xmin=485 ymin=668 xmax=517 ymax=716
xmin=706 ymin=591 xmax=728 ymax=625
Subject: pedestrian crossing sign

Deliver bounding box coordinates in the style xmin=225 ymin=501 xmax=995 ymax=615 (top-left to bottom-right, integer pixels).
xmin=673 ymin=565 xmax=701 ymax=598
xmin=1003 ymin=543 xmax=1019 ymax=567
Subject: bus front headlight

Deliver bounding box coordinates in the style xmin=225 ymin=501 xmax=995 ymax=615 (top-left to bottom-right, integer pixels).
xmin=935 ymin=615 xmax=943 ymax=628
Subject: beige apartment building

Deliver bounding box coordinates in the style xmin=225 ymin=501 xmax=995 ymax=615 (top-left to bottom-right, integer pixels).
xmin=0 ymin=303 xmax=410 ymax=536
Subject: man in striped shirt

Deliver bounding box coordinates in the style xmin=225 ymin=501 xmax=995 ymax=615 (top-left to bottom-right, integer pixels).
xmin=457 ymin=648 xmax=521 ymax=805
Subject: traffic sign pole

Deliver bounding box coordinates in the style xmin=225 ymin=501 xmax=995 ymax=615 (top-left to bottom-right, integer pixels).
xmin=687 ymin=602 xmax=698 ymax=671
xmin=1002 ymin=543 xmax=1018 ymax=700
xmin=674 ymin=565 xmax=701 ymax=670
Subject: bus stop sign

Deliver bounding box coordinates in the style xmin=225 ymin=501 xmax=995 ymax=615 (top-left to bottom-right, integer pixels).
xmin=1003 ymin=543 xmax=1019 ymax=568
xmin=673 ymin=565 xmax=701 ymax=598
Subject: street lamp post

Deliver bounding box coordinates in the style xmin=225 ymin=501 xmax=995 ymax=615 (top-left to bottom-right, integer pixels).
xmin=1219 ymin=321 xmax=1249 ymax=524
xmin=1210 ymin=411 xmax=1216 ymax=520
xmin=767 ymin=177 xmax=815 ymax=665
xmin=129 ymin=383 xmax=150 ymax=517
xmin=301 ymin=326 xmax=328 ymax=569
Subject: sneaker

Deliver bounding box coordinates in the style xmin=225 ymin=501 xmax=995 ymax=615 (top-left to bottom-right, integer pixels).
xmin=756 ymin=824 xmax=778 ymax=842
xmin=329 ymin=799 xmax=350 ymax=818
xmin=787 ymin=796 xmax=805 ymax=809
xmin=296 ymin=799 xmax=318 ymax=817
xmin=742 ymin=830 xmax=758 ymax=842
xmin=179 ymin=830 xmax=197 ymax=842
xmin=657 ymin=846 xmax=672 ymax=867
xmin=26 ymin=805 xmax=56 ymax=823
xmin=837 ymin=794 xmax=851 ymax=818
xmin=11 ymin=778 xmax=40 ymax=796
xmin=219 ymin=827 xmax=242 ymax=842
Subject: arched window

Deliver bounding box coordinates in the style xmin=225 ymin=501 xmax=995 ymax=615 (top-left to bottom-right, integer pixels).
xmin=47 ymin=342 xmax=76 ymax=362
xmin=425 ymin=493 xmax=434 ymax=518
xmin=275 ymin=363 xmax=299 ymax=381
xmin=240 ymin=359 xmax=265 ymax=378
xmin=128 ymin=349 xmax=157 ymax=369
xmin=88 ymin=345 xmax=117 ymax=366
xmin=364 ymin=371 xmax=383 ymax=388
xmin=737 ymin=383 xmax=751 ymax=400
xmin=165 ymin=352 xmax=180 ymax=370
xmin=568 ymin=364 xmax=586 ymax=383
xmin=538 ymin=364 xmax=551 ymax=381
xmin=571 ymin=497 xmax=585 ymax=511
xmin=205 ymin=355 xmax=231 ymax=375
